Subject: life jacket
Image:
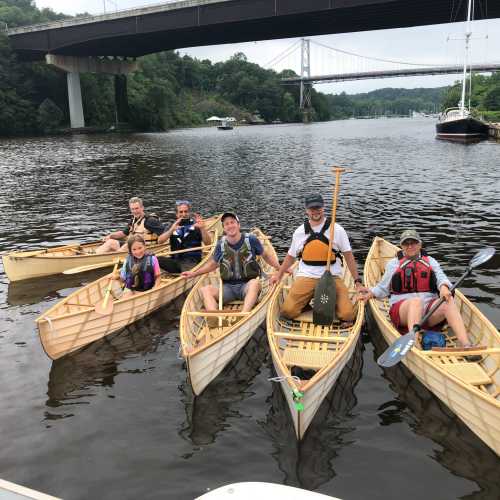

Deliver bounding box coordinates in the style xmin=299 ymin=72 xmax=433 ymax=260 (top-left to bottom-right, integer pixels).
xmin=169 ymin=218 xmax=202 ymax=260
xmin=390 ymin=251 xmax=438 ymax=295
xmin=219 ymin=233 xmax=261 ymax=282
xmin=124 ymin=253 xmax=156 ymax=291
xmin=129 ymin=213 xmax=159 ymax=244
xmin=298 ymin=218 xmax=343 ymax=266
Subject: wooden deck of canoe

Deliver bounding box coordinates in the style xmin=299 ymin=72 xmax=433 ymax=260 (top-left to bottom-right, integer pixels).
xmin=0 ymin=479 xmax=61 ymax=500
xmin=267 ymin=264 xmax=364 ymax=440
xmin=365 ymin=236 xmax=500 ymax=455
xmin=2 ymin=215 xmax=221 ymax=281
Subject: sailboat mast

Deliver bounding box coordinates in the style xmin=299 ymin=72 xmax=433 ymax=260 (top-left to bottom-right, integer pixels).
xmin=459 ymin=0 xmax=473 ymax=114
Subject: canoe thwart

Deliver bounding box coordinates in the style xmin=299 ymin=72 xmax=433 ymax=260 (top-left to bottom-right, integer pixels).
xmin=186 ymin=310 xmax=250 ymax=317
xmin=274 ymin=332 xmax=349 ymax=343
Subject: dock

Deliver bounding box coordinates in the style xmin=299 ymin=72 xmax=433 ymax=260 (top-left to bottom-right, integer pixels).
xmin=488 ymin=123 xmax=500 ymax=140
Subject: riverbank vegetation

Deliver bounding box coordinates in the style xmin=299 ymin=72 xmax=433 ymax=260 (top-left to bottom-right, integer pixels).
xmin=1 ymin=0 xmax=500 ymax=135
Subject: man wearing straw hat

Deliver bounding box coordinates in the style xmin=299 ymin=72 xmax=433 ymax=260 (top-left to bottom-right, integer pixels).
xmin=270 ymin=193 xmax=362 ymax=321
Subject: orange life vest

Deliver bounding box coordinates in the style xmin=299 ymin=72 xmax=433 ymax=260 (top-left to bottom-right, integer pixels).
xmin=299 ymin=218 xmax=341 ymax=266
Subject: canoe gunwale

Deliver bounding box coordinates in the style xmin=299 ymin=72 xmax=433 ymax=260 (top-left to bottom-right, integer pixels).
xmin=180 ymin=228 xmax=277 ymax=358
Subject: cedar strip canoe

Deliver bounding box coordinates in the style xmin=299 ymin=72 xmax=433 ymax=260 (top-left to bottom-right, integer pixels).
xmin=266 ymin=263 xmax=364 ymax=440
xmin=180 ymin=229 xmax=277 ymax=395
xmin=364 ymin=236 xmax=500 ymax=456
xmin=2 ymin=215 xmax=221 ymax=282
xmin=36 ymin=224 xmax=222 ymax=360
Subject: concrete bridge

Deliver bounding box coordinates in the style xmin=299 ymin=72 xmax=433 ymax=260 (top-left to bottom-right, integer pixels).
xmin=6 ymin=0 xmax=500 ymax=128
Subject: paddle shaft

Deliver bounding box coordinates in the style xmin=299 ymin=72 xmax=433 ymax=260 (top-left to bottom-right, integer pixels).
xmin=218 ymin=274 xmax=223 ymax=327
xmin=326 ymin=167 xmax=344 ymax=272
xmin=411 ymin=265 xmax=472 ymax=334
xmin=102 ymin=262 xmax=120 ymax=309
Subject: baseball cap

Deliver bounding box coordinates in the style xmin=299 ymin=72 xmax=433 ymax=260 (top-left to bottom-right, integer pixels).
xmin=304 ymin=194 xmax=324 ymax=209
xmin=400 ymin=229 xmax=422 ymax=245
xmin=221 ymin=212 xmax=240 ymax=223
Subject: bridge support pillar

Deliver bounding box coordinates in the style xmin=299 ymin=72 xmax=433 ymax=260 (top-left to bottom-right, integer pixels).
xmin=46 ymin=54 xmax=138 ymax=129
xmin=67 ymin=72 xmax=85 ymax=129
xmin=114 ymin=75 xmax=129 ymax=124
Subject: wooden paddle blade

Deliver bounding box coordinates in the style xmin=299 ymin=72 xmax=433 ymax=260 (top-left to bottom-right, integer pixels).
xmin=94 ymin=298 xmax=114 ymax=315
xmin=312 ymin=272 xmax=336 ymax=325
xmin=377 ymin=331 xmax=416 ymax=367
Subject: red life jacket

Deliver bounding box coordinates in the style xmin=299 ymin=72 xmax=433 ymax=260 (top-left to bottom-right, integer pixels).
xmin=390 ymin=251 xmax=438 ymax=294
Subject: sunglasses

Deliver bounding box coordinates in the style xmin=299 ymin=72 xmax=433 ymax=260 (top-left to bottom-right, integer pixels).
xmin=176 ymin=200 xmax=191 ymax=206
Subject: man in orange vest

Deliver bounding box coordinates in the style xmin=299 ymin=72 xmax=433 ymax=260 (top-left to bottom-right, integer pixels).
xmin=270 ymin=194 xmax=362 ymax=321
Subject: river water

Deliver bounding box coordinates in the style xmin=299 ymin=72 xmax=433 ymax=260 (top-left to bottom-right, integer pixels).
xmin=0 ymin=118 xmax=499 ymax=500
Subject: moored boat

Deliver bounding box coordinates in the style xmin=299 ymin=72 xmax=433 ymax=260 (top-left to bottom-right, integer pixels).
xmin=180 ymin=228 xmax=276 ymax=395
xmin=364 ymin=236 xmax=500 ymax=455
xmin=36 ymin=225 xmax=221 ymax=360
xmin=266 ymin=264 xmax=364 ymax=440
xmin=2 ymin=215 xmax=221 ymax=282
xmin=436 ymin=108 xmax=489 ymax=142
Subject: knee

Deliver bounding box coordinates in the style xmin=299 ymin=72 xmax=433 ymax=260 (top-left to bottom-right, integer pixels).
xmin=408 ymin=297 xmax=424 ymax=311
xmin=200 ymin=285 xmax=214 ymax=297
xmin=248 ymin=278 xmax=261 ymax=291
xmin=281 ymin=300 xmax=299 ymax=319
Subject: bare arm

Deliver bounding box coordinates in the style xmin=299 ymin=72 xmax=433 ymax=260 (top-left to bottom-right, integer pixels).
xmin=157 ymin=219 xmax=181 ymax=245
xmin=105 ymin=230 xmax=127 ymax=241
xmin=343 ymin=251 xmax=361 ymax=284
xmin=181 ymin=258 xmax=218 ymax=279
xmin=261 ymin=248 xmax=280 ymax=271
xmin=269 ymin=254 xmax=296 ymax=285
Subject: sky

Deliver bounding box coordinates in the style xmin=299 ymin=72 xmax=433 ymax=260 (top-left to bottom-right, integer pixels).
xmin=35 ymin=0 xmax=500 ymax=94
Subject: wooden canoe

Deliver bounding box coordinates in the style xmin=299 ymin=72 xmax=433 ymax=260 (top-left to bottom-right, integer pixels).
xmin=180 ymin=229 xmax=277 ymax=396
xmin=364 ymin=236 xmax=500 ymax=456
xmin=36 ymin=225 xmax=221 ymax=360
xmin=2 ymin=215 xmax=221 ymax=282
xmin=266 ymin=263 xmax=364 ymax=440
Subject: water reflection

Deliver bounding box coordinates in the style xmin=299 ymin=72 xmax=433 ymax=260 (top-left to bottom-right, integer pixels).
xmin=45 ymin=301 xmax=182 ymax=419
xmin=7 ymin=270 xmax=107 ymax=306
xmin=180 ymin=328 xmax=269 ymax=446
xmin=369 ymin=312 xmax=500 ymax=497
xmin=261 ymin=340 xmax=363 ymax=490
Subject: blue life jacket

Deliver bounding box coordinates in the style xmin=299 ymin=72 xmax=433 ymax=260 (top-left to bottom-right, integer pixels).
xmin=124 ymin=253 xmax=155 ymax=291
xmin=170 ymin=219 xmax=202 ymax=261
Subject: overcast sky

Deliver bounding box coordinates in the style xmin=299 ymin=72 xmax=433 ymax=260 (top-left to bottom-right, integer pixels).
xmin=35 ymin=0 xmax=500 ymax=94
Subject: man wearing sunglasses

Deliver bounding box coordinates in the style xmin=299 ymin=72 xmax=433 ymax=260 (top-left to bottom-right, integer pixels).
xmin=95 ymin=196 xmax=164 ymax=254
xmin=156 ymin=200 xmax=212 ymax=273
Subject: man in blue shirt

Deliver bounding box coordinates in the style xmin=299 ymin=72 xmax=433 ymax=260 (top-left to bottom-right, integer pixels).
xmin=181 ymin=212 xmax=280 ymax=314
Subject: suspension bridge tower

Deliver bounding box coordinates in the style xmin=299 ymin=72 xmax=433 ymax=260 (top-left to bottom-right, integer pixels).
xmin=300 ymin=38 xmax=313 ymax=123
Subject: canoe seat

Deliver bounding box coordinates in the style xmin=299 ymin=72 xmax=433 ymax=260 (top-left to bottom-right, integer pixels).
xmin=283 ymin=348 xmax=335 ymax=370
xmin=442 ymin=363 xmax=492 ymax=386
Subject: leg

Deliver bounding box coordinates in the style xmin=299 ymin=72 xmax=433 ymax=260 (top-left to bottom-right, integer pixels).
xmin=200 ymin=285 xmax=219 ymax=312
xmin=397 ymin=297 xmax=425 ymax=332
xmin=95 ymin=239 xmax=121 ymax=254
xmin=335 ymin=278 xmax=354 ymax=322
xmin=281 ymin=277 xmax=318 ymax=319
xmin=241 ymin=278 xmax=261 ymax=312
xmin=426 ymin=298 xmax=471 ymax=346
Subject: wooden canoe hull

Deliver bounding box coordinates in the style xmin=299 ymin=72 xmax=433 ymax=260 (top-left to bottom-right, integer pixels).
xmin=181 ymin=229 xmax=277 ymax=396
xmin=36 ymin=226 xmax=221 ymax=360
xmin=3 ymin=215 xmax=221 ymax=281
xmin=267 ymin=264 xmax=364 ymax=440
xmin=365 ymin=237 xmax=500 ymax=456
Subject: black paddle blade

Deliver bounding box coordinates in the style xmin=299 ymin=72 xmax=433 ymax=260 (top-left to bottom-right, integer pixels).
xmin=470 ymin=247 xmax=495 ymax=269
xmin=377 ymin=331 xmax=417 ymax=367
xmin=313 ymin=272 xmax=336 ymax=325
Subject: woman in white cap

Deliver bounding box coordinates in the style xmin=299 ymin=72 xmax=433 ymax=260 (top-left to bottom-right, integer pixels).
xmin=359 ymin=229 xmax=476 ymax=349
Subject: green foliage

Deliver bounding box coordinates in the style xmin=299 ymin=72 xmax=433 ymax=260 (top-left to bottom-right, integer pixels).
xmin=37 ymin=97 xmax=62 ymax=131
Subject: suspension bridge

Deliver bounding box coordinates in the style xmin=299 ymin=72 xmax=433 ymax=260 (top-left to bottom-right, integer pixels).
xmin=266 ymin=38 xmax=500 ymax=117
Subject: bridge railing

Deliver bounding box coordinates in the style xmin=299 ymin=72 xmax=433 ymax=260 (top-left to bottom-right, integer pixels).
xmin=6 ymin=0 xmax=231 ymax=35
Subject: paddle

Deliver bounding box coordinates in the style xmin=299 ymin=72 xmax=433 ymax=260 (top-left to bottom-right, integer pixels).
xmin=63 ymin=245 xmax=211 ymax=275
xmin=312 ymin=166 xmax=345 ymax=325
xmin=94 ymin=261 xmax=120 ymax=315
xmin=218 ymin=274 xmax=224 ymax=328
xmin=377 ymin=246 xmax=496 ymax=368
